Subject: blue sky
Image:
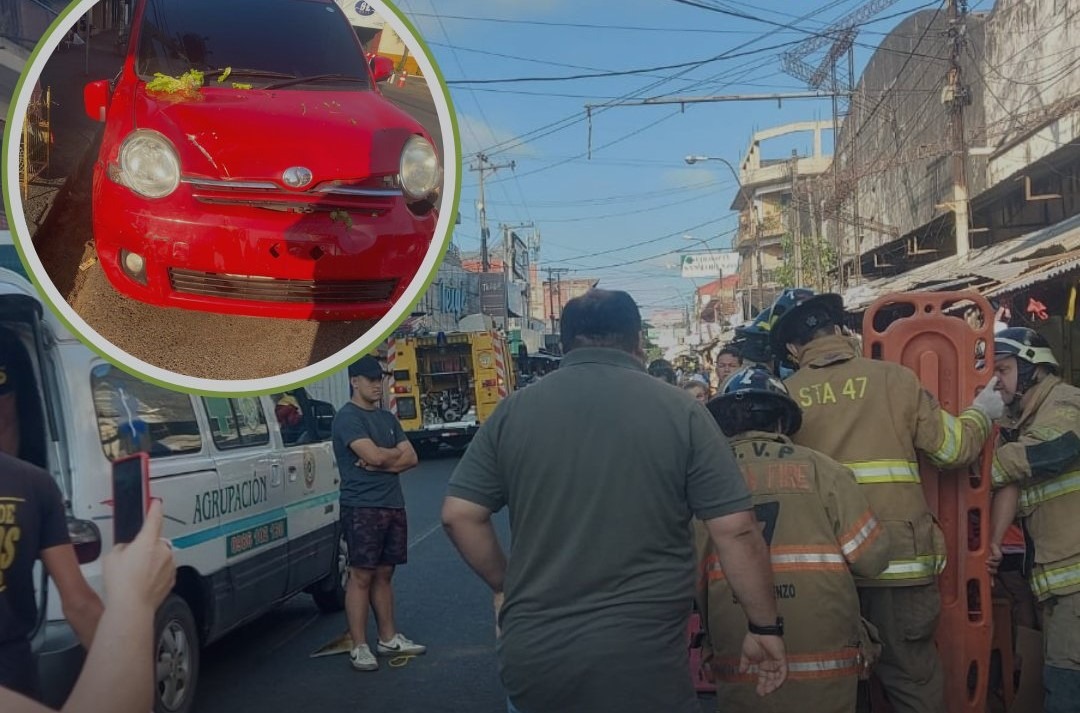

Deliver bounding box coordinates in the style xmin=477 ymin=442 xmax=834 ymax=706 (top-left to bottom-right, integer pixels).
xmin=394 ymin=0 xmax=967 ymax=316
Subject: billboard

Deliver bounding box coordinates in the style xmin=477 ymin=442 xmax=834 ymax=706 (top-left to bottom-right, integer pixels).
xmin=479 ymin=273 xmax=507 ymax=319
xmin=679 ymin=251 xmax=741 ymax=279
xmin=511 ymin=233 xmax=529 ymax=281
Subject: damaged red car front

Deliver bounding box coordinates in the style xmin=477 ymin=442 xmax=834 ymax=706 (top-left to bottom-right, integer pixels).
xmin=83 ymin=0 xmax=441 ymax=320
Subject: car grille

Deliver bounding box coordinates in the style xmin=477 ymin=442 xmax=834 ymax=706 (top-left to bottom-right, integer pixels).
xmin=169 ymin=270 xmax=398 ymax=304
xmin=184 ymin=177 xmax=400 ymax=213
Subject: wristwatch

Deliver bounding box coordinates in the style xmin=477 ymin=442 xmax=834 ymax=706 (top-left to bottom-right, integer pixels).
xmin=748 ymin=617 xmax=784 ymax=637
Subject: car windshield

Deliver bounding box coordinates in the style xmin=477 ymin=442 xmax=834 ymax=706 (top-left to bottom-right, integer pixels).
xmin=135 ymin=0 xmax=372 ymax=91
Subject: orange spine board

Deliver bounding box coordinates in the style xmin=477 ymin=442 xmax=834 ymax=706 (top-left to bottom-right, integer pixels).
xmin=862 ymin=291 xmax=996 ymax=713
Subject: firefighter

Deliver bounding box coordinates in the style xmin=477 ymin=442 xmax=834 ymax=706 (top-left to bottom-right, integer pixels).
xmin=695 ymin=365 xmax=891 ymax=713
xmin=770 ymin=291 xmax=1004 ymax=713
xmin=731 ymin=289 xmax=816 ymax=377
xmin=986 ymin=328 xmax=1080 ymax=713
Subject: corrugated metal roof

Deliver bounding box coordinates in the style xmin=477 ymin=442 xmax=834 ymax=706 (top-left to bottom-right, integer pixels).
xmin=843 ymin=212 xmax=1080 ymax=311
xmin=984 ymin=250 xmax=1080 ymax=297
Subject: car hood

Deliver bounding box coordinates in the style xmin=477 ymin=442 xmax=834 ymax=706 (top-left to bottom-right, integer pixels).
xmin=133 ymin=86 xmax=425 ymax=183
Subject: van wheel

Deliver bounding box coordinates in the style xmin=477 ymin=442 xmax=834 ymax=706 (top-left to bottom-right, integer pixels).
xmin=155 ymin=595 xmax=200 ymax=713
xmin=312 ymin=534 xmax=347 ymax=613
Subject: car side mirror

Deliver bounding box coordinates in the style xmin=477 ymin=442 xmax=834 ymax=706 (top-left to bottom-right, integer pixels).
xmin=83 ymin=80 xmax=109 ymax=122
xmin=369 ymin=56 xmax=394 ymax=83
xmin=310 ymin=399 xmax=336 ymax=441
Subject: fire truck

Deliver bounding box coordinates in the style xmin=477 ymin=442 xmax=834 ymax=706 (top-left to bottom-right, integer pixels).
xmin=385 ymin=330 xmax=515 ymax=455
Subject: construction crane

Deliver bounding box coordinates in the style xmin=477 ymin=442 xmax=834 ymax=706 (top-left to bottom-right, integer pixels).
xmin=780 ymin=0 xmax=903 ymax=91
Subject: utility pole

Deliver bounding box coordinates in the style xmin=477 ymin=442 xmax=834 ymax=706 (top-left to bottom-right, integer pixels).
xmin=789 ymin=150 xmax=802 ymax=286
xmin=543 ymin=267 xmax=569 ymax=338
xmin=847 ymin=45 xmax=863 ymax=283
xmin=468 ymin=155 xmax=516 ymax=272
xmin=830 ymin=61 xmax=845 ymax=292
xmin=754 ymin=205 xmax=765 ymax=314
xmin=945 ymin=0 xmax=972 ymax=259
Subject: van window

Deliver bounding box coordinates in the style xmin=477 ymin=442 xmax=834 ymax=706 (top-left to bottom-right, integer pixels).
xmin=204 ymin=397 xmax=270 ymax=450
xmin=91 ymin=365 xmax=202 ymax=460
xmin=270 ymin=389 xmax=336 ymax=447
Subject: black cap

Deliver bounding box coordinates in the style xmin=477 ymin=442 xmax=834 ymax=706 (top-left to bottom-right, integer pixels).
xmin=348 ymin=355 xmax=387 ymax=380
xmin=770 ymin=293 xmax=844 ymax=354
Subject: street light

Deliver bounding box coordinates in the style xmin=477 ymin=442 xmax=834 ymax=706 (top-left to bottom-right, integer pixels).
xmin=685 ymin=155 xmax=742 ymax=189
xmin=683 ymin=154 xmax=762 ymax=320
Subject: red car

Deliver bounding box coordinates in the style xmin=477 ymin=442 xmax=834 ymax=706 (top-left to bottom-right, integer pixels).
xmin=83 ymin=0 xmax=441 ymax=320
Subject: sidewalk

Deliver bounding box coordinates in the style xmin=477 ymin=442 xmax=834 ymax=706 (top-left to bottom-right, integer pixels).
xmin=20 ymin=26 xmax=124 ymax=234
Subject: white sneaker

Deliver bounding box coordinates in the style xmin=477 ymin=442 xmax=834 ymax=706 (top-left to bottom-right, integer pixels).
xmin=376 ymin=633 xmax=427 ymax=656
xmin=350 ymin=644 xmax=378 ymax=671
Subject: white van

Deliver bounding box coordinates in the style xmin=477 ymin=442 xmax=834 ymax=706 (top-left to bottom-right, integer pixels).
xmin=0 ymin=247 xmax=350 ymax=713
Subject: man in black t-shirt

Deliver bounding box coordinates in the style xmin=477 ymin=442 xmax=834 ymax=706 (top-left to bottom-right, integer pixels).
xmin=332 ymin=355 xmax=425 ymax=673
xmin=0 ymin=453 xmax=103 ymax=699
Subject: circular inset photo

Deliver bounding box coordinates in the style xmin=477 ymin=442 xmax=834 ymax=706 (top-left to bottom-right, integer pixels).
xmin=3 ymin=0 xmax=459 ymax=392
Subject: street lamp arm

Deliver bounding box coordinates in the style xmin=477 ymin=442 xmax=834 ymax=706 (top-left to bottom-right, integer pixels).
xmin=684 ymin=155 xmax=742 ymax=189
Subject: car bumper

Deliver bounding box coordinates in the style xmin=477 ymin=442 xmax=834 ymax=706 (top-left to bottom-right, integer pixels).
xmin=91 ymin=176 xmax=438 ymax=320
xmin=407 ymin=423 xmax=480 ymax=444
xmin=33 ymin=621 xmax=84 ymax=709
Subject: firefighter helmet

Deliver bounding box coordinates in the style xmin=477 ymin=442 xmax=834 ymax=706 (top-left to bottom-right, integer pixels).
xmin=769 ymin=291 xmax=845 ymax=355
xmin=647 ymin=359 xmax=677 ymax=385
xmin=706 ymin=365 xmax=802 ymax=437
xmin=994 ymin=328 xmax=1059 ymax=369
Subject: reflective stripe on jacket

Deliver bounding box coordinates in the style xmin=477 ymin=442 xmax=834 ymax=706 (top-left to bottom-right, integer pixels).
xmin=991 ymin=377 xmax=1080 ymax=600
xmin=713 ymin=648 xmax=864 ymax=682
xmin=695 ymin=433 xmax=891 ymax=697
xmin=787 ymin=335 xmax=989 ymax=587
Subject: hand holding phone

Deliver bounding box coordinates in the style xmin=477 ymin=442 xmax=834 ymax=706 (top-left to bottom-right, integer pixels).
xmin=112 ymin=453 xmax=150 ymax=544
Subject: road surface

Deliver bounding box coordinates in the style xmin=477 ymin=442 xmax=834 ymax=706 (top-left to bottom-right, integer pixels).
xmin=190 ymin=454 xmax=716 ymax=713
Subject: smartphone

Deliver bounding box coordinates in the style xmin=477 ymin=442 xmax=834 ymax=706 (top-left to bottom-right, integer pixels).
xmin=112 ymin=452 xmax=150 ymax=544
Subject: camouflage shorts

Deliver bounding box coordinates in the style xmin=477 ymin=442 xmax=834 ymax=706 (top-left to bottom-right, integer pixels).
xmin=341 ymin=506 xmax=408 ymax=569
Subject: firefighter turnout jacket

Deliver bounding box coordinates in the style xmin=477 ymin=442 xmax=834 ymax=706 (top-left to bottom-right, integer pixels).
xmin=787 ymin=335 xmax=991 ymax=587
xmin=695 ymin=432 xmax=890 ymax=713
xmin=991 ymin=375 xmax=1080 ymax=601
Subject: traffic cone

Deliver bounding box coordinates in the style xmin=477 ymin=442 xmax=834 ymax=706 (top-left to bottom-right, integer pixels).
xmin=397 ymin=69 xmax=408 ymax=88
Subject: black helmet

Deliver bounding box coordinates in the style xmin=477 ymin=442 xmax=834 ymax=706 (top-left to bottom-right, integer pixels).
xmin=994 ymin=328 xmax=1059 ymax=369
xmin=647 ymin=359 xmax=677 ymax=385
xmin=769 ymin=290 xmax=845 ymax=355
xmin=705 ymin=365 xmax=802 ymax=437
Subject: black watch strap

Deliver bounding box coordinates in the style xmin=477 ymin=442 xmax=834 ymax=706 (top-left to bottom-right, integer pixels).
xmin=748 ymin=616 xmax=784 ymax=636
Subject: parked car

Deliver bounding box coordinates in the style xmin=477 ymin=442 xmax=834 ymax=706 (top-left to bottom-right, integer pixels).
xmin=3 ymin=264 xmax=352 ymax=713
xmin=82 ymin=0 xmax=441 ymax=320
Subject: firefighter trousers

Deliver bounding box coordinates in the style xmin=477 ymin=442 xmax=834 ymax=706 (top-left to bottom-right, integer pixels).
xmin=1044 ymin=591 xmax=1080 ymax=713
xmin=859 ymin=584 xmax=945 ymax=713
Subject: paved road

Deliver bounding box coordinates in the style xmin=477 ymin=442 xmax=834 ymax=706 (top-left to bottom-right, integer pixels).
xmin=23 ymin=34 xmax=444 ymax=382
xmin=190 ymin=453 xmax=717 ymax=713
xmin=194 ymin=454 xmax=510 ymax=713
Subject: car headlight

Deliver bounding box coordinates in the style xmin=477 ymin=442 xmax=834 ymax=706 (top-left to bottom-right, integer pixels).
xmin=399 ymin=135 xmax=441 ymax=200
xmin=118 ymin=130 xmax=181 ymax=199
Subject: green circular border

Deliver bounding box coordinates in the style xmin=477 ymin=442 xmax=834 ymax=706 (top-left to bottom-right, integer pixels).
xmin=1 ymin=0 xmax=462 ymax=398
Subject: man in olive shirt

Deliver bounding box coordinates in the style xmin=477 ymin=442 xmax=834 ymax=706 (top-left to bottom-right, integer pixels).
xmin=442 ymin=290 xmax=786 ymax=713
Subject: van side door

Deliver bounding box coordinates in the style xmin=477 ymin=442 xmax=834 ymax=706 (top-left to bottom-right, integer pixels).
xmin=271 ymin=390 xmax=340 ymax=594
xmin=201 ymin=396 xmax=287 ymax=626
